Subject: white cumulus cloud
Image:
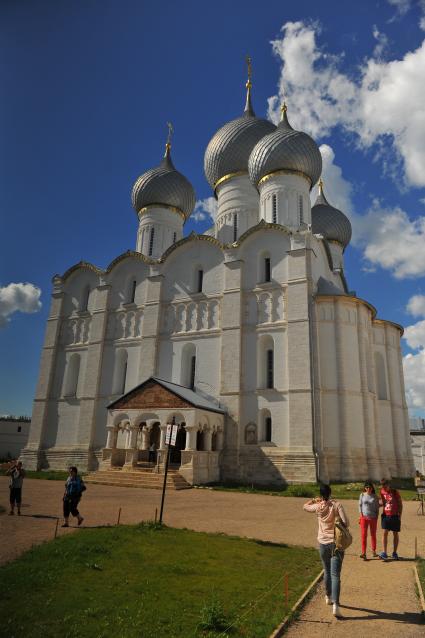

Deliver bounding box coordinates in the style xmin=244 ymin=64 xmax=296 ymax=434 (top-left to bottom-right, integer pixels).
xmin=406 ymin=294 xmax=425 ymax=316
xmin=403 ymin=293 xmax=425 ymax=410
xmin=310 ymin=144 xmax=354 ymax=216
xmin=0 ymin=283 xmax=42 ymax=327
xmin=353 ymin=203 xmax=425 ymax=278
xmin=192 ymin=197 xmax=218 ymax=223
xmin=268 ymin=20 xmax=425 ymax=188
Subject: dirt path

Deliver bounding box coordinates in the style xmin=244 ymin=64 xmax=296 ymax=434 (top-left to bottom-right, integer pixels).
xmin=1 ymin=478 xmax=424 ymax=636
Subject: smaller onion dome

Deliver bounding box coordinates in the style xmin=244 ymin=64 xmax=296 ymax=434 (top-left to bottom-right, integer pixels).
xmin=311 ymin=179 xmax=352 ymax=248
xmin=132 ymin=138 xmax=196 ymax=220
xmin=248 ymin=104 xmax=322 ymax=189
xmin=204 ymin=60 xmax=276 ymax=191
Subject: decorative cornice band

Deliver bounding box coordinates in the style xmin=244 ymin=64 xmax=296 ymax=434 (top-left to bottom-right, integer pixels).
xmin=214 ymin=171 xmax=247 ymax=191
xmin=257 ymin=169 xmax=312 ymax=188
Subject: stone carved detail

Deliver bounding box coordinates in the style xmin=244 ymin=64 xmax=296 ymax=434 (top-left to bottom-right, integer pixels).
xmin=107 ymin=309 xmax=143 ymax=340
xmin=62 ymin=317 xmax=91 ymax=344
xmin=162 ymin=298 xmax=221 ymax=334
xmin=244 ymin=290 xmax=285 ymax=325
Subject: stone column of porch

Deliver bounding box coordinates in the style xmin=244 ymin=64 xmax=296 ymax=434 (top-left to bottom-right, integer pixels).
xmin=204 ymin=429 xmax=213 ymax=451
xmin=124 ymin=422 xmax=139 ymax=469
xmin=184 ymin=426 xmax=198 ymax=451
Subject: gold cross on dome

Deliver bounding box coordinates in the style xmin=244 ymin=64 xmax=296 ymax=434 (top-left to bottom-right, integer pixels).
xmin=166 ymin=121 xmax=174 ymax=147
xmin=246 ymin=55 xmax=252 ymax=88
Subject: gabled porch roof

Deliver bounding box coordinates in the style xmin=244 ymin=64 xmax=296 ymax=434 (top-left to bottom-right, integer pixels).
xmin=107 ymin=376 xmax=226 ymax=415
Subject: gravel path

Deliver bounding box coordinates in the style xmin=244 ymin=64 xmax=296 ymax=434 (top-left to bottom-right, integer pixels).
xmin=1 ymin=477 xmax=424 ymax=636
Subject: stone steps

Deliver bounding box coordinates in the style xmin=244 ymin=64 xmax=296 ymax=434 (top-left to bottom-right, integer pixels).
xmin=83 ymin=469 xmax=191 ymax=490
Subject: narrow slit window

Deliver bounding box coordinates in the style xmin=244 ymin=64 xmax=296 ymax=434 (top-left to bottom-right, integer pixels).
xmin=299 ymin=195 xmax=303 ymax=224
xmin=233 ymin=213 xmax=238 ymax=242
xmin=173 ymin=231 xmax=177 ymax=244
xmin=129 ymin=280 xmax=137 ymax=303
xmin=272 ymin=194 xmax=277 ymax=224
xmin=121 ymin=360 xmax=128 ymax=395
xmin=264 ymin=257 xmax=271 ymax=282
xmin=266 ymin=349 xmax=274 ymax=389
xmin=197 ymin=269 xmax=204 ymax=293
xmin=148 ymin=227 xmax=155 ymax=256
xmin=190 ymin=355 xmax=196 ymax=390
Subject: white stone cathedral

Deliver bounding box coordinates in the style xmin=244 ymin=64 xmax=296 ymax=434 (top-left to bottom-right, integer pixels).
xmin=22 ymin=68 xmax=414 ymax=485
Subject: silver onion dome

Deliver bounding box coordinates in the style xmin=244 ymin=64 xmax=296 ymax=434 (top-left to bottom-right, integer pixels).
xmin=248 ymin=105 xmax=322 ymax=189
xmin=204 ymin=76 xmax=276 ymax=190
xmin=132 ymin=144 xmax=196 ymax=219
xmin=312 ymin=180 xmax=352 ymax=248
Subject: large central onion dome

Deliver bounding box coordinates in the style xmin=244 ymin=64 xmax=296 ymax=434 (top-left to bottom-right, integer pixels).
xmin=204 ymin=69 xmax=276 ymax=191
xmin=132 ymin=143 xmax=196 ymax=220
xmin=311 ymin=180 xmax=352 ymax=248
xmin=248 ymin=105 xmax=322 ymax=189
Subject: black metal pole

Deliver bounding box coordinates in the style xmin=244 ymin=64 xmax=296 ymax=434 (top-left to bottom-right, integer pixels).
xmin=159 ymin=417 xmax=175 ymax=524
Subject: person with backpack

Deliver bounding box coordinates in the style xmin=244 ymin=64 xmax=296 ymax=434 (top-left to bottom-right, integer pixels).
xmin=303 ymin=484 xmax=350 ymax=618
xmin=379 ymin=478 xmax=403 ymax=560
xmin=62 ymin=466 xmax=86 ymax=527
xmin=358 ymin=481 xmax=379 ymax=559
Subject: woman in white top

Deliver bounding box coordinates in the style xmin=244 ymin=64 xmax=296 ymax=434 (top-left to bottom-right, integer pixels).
xmin=304 ymin=484 xmax=349 ymax=618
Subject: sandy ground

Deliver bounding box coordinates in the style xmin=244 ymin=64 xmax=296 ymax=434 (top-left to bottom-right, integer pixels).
xmin=1 ymin=477 xmax=424 ymax=636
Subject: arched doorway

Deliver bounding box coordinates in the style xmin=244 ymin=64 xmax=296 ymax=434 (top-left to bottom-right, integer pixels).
xmin=170 ymin=424 xmax=186 ymax=465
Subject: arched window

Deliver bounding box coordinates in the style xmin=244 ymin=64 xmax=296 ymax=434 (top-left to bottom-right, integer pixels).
xmin=266 ymin=349 xmax=274 ymax=389
xmin=128 ymin=279 xmax=137 ymax=304
xmin=272 ymin=194 xmax=277 ymax=224
xmin=148 ymin=227 xmax=155 ymax=256
xmin=265 ymin=416 xmax=272 ymax=442
xmin=80 ymin=286 xmax=90 ymax=312
xmin=258 ymin=409 xmax=272 ymax=442
xmin=181 ymin=343 xmax=196 ymax=388
xmin=257 ymin=335 xmax=274 ymax=389
xmin=113 ymin=349 xmax=128 ymax=395
xmin=233 ymin=213 xmax=238 ymax=242
xmin=64 ymin=353 xmax=81 ymax=397
xmin=264 ymin=257 xmax=271 ymax=282
xmin=375 ymin=351 xmax=388 ymax=400
xmin=258 ymin=251 xmax=271 ymax=283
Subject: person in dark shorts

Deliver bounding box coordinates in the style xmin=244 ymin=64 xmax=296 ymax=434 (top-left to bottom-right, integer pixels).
xmin=6 ymin=460 xmax=25 ymax=515
xmin=62 ymin=466 xmax=86 ymax=527
xmin=379 ymin=479 xmax=402 ymax=560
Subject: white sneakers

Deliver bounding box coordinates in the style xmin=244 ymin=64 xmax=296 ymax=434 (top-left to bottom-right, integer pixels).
xmin=332 ymin=603 xmax=342 ymax=617
xmin=325 ymin=595 xmax=342 ymax=617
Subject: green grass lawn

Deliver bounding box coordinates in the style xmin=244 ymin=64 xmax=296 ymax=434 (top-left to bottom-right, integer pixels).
xmin=418 ymin=559 xmax=425 ymax=606
xmin=204 ymin=479 xmax=417 ymax=501
xmin=0 ymin=524 xmax=321 ymax=638
xmin=0 ymin=469 xmax=68 ymax=481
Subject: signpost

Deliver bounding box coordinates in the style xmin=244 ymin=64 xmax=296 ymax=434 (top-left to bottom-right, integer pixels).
xmin=159 ymin=417 xmax=178 ymax=524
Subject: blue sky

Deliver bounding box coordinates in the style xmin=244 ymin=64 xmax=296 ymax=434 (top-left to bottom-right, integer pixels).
xmin=1 ymin=0 xmax=425 ymax=416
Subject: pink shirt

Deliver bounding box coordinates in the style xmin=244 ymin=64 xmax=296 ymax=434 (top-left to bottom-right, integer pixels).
xmin=303 ymin=498 xmax=350 ymax=544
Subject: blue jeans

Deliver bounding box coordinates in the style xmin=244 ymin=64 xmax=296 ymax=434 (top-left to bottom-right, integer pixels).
xmin=319 ymin=543 xmax=344 ymax=604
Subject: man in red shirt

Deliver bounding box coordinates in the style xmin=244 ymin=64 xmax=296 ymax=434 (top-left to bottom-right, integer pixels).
xmin=379 ymin=479 xmax=403 ymax=560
